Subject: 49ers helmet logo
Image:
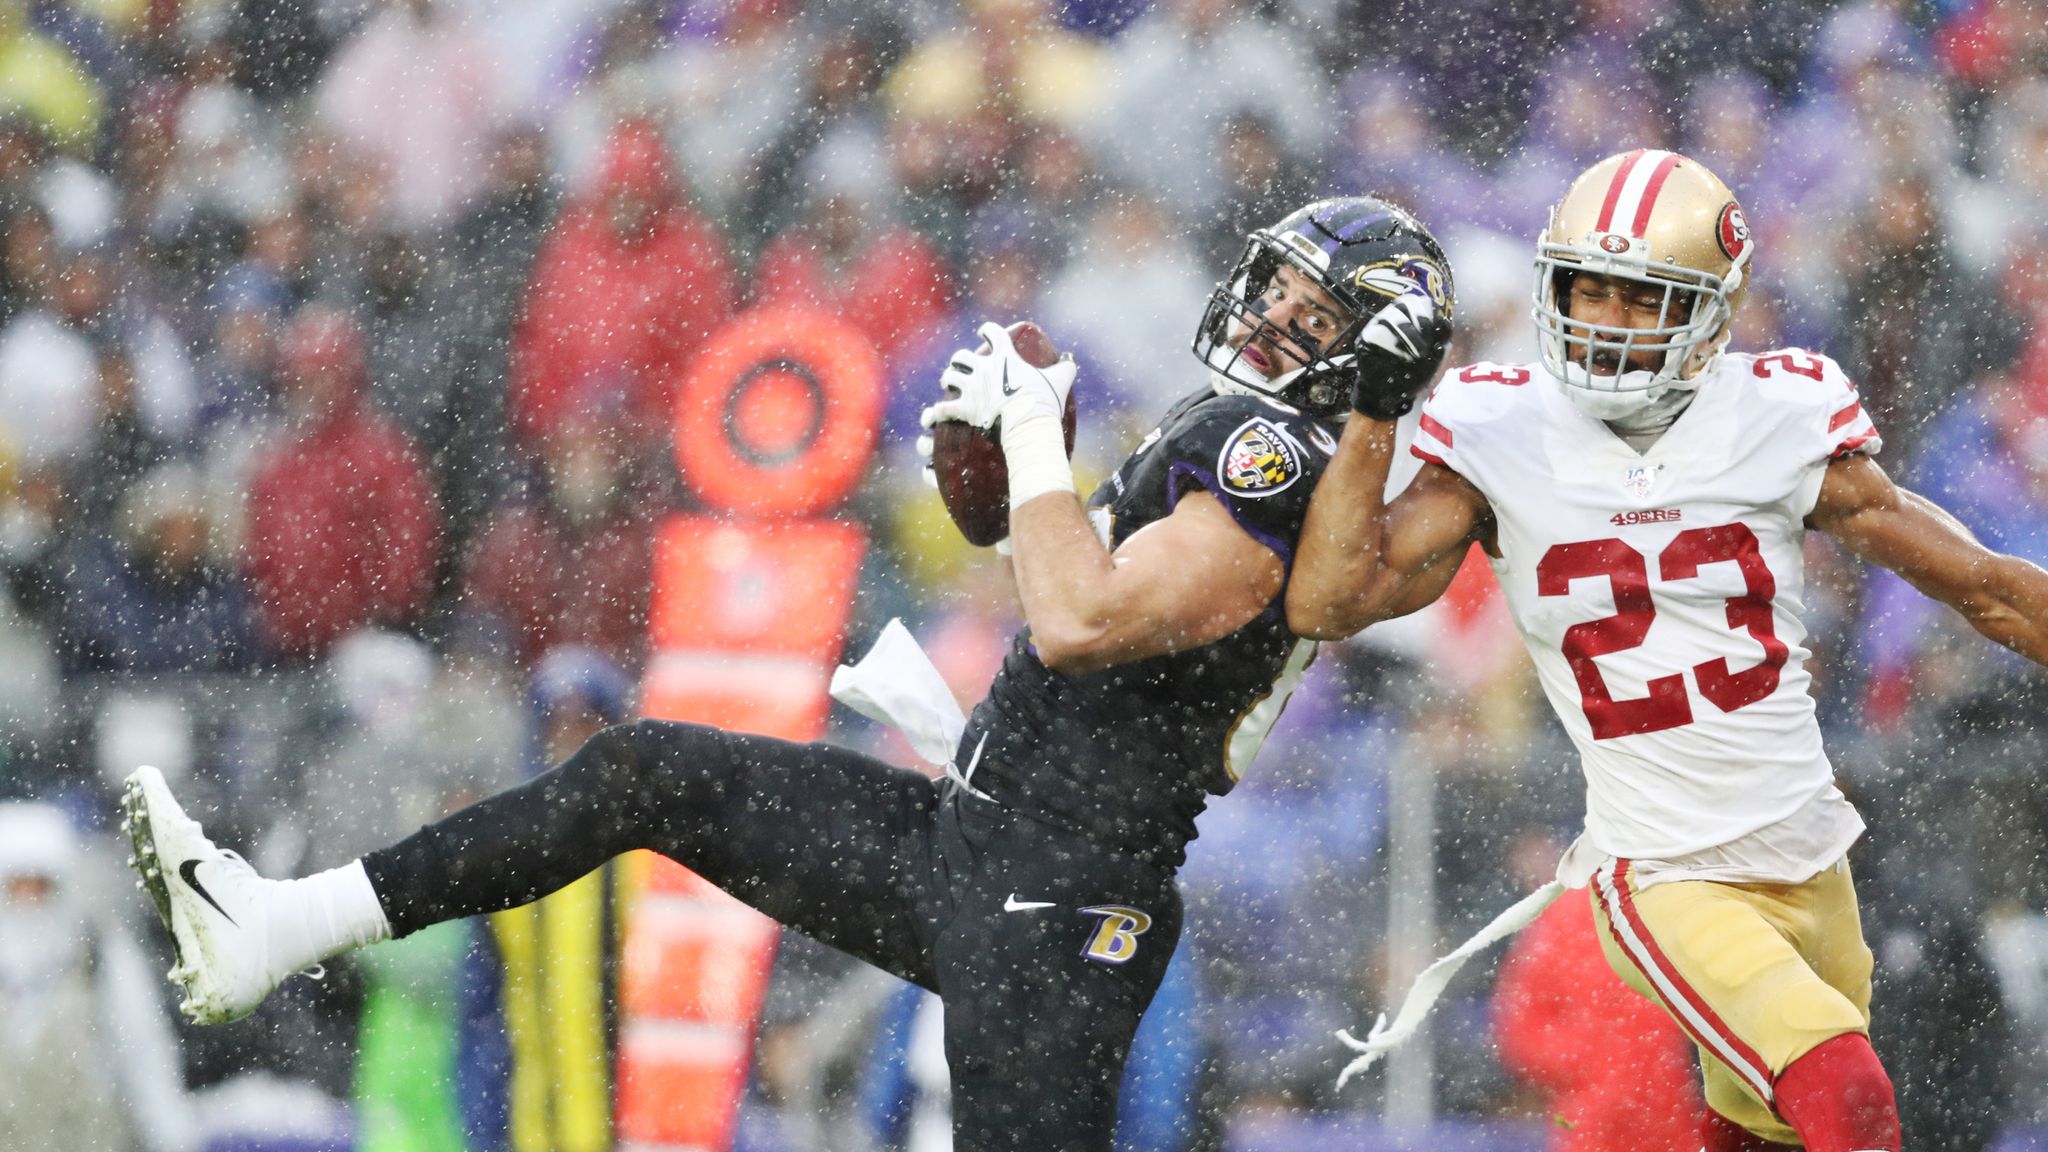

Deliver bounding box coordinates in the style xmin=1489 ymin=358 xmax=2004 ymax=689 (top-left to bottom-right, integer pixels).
xmin=1717 ymin=201 xmax=1751 ymax=261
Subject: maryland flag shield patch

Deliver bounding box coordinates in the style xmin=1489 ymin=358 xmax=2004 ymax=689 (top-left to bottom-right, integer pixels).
xmin=1219 ymin=417 xmax=1302 ymax=498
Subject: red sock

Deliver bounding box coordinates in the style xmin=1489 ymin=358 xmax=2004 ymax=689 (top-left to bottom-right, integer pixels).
xmin=1702 ymin=1110 xmax=1798 ymax=1151
xmin=1773 ymin=1033 xmax=1901 ymax=1152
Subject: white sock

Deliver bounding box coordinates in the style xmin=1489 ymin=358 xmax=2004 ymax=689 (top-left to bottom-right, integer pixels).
xmin=266 ymin=859 xmax=391 ymax=974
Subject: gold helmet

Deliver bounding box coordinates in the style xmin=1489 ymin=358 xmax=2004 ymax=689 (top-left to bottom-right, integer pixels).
xmin=1532 ymin=149 xmax=1753 ymax=419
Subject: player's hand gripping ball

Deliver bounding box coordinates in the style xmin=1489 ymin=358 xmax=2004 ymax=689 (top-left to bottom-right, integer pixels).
xmin=919 ymin=321 xmax=1077 ymax=547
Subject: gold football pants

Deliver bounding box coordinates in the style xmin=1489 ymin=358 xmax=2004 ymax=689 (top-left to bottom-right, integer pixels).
xmin=1588 ymin=857 xmax=1873 ymax=1144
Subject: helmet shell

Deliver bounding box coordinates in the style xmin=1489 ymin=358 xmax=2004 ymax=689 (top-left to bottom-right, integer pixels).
xmin=1195 ymin=196 xmax=1455 ymax=417
xmin=1533 ymin=149 xmax=1752 ymax=402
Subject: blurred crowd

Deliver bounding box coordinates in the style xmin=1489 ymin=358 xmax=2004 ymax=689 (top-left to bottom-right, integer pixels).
xmin=3 ymin=0 xmax=2048 ymax=1147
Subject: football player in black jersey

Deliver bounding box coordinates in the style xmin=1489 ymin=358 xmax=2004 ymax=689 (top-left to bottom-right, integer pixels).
xmin=121 ymin=198 xmax=1454 ymax=1150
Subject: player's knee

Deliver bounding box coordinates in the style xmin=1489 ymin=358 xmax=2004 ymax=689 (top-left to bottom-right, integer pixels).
xmin=570 ymin=719 xmax=741 ymax=803
xmin=544 ymin=722 xmax=637 ymax=801
xmin=585 ymin=720 xmax=646 ymax=771
xmin=1775 ymin=1032 xmax=1899 ymax=1152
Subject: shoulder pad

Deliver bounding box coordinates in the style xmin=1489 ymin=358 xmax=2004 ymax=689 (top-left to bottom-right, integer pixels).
xmin=1734 ymin=349 xmax=1880 ymax=458
xmin=1438 ymin=362 xmax=1543 ymax=391
xmin=1410 ymin=361 xmax=1545 ymax=472
xmin=1419 ymin=360 xmax=1539 ymax=431
xmin=1161 ymin=395 xmax=1327 ymax=500
xmin=1737 ymin=348 xmax=1853 ymax=396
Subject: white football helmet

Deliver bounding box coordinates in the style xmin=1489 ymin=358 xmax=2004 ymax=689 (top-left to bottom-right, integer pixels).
xmin=1532 ymin=149 xmax=1753 ymax=423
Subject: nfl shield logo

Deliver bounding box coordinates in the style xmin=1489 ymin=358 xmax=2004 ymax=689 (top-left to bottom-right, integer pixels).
xmin=1621 ymin=465 xmax=1656 ymax=500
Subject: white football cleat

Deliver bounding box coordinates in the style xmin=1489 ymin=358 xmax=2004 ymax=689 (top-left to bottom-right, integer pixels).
xmin=122 ymin=765 xmax=285 ymax=1024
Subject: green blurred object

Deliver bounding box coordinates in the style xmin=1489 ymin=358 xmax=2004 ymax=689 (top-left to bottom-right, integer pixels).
xmin=353 ymin=921 xmax=470 ymax=1152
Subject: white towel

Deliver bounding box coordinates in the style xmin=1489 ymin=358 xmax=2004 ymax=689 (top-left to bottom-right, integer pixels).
xmin=829 ymin=619 xmax=968 ymax=771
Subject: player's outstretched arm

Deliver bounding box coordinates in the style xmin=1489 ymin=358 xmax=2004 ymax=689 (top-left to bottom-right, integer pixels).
xmin=1811 ymin=453 xmax=2048 ymax=666
xmin=1009 ymin=489 xmax=1283 ymax=676
xmin=1286 ymin=416 xmax=1489 ymax=640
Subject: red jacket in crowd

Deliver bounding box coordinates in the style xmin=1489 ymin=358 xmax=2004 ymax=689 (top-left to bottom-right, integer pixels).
xmin=1492 ymin=892 xmax=1706 ymax=1152
xmin=245 ymin=310 xmax=440 ymax=658
xmin=751 ymin=219 xmax=952 ymax=370
xmin=510 ymin=122 xmax=735 ymax=447
xmin=460 ymin=500 xmax=655 ymax=673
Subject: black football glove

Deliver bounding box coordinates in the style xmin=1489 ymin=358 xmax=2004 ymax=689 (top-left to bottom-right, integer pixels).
xmin=1350 ymin=288 xmax=1452 ymax=421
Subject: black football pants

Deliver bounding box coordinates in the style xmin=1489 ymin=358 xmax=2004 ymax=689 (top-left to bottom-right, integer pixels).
xmin=362 ymin=719 xmax=1182 ymax=1150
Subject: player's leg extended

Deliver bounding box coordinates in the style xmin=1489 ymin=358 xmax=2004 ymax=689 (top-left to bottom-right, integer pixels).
xmin=368 ymin=720 xmax=941 ymax=969
xmin=930 ymin=798 xmax=1183 ymax=1152
xmin=126 ymin=720 xmax=942 ymax=1023
xmin=1588 ymin=860 xmax=1897 ymax=1152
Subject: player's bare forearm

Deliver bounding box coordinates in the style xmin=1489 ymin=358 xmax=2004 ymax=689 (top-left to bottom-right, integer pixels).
xmin=1007 ymin=490 xmax=1117 ymax=661
xmin=1958 ymin=552 xmax=2048 ymax=665
xmin=1008 ymin=490 xmax=1281 ymax=675
xmin=1815 ymin=455 xmax=2048 ymax=666
xmin=1288 ymin=418 xmax=1401 ymax=638
xmin=1288 ymin=419 xmax=1484 ymax=639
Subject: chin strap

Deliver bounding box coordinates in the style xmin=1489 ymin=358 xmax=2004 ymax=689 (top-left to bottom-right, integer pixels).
xmin=1555 ymin=359 xmax=1703 ymax=430
xmin=1208 ymin=354 xmax=1342 ymax=417
xmin=1208 ymin=339 xmax=1308 ymax=401
xmin=1603 ymin=383 xmax=1699 ymax=433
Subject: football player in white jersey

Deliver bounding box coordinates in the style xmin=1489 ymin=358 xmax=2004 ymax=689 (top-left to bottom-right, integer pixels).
xmin=1288 ymin=150 xmax=2048 ymax=1152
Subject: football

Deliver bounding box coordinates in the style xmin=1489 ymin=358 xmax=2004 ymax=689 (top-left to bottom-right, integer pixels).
xmin=931 ymin=321 xmax=1078 ymax=547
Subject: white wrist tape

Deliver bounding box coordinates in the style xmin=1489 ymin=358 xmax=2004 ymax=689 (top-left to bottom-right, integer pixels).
xmin=1000 ymin=411 xmax=1075 ymax=508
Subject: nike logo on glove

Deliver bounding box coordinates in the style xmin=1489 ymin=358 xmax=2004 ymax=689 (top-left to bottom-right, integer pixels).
xmin=179 ymin=858 xmax=237 ymax=925
xmin=1001 ymin=361 xmax=1020 ymax=396
xmin=1363 ymin=294 xmax=1433 ymax=360
xmin=1004 ymin=894 xmax=1056 ymax=912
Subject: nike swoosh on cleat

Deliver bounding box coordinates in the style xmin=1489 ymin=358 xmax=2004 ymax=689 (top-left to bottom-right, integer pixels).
xmin=1004 ymin=894 xmax=1056 ymax=912
xmin=179 ymin=859 xmax=238 ymax=926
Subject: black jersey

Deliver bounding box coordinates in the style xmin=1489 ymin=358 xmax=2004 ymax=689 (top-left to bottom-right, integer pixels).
xmin=961 ymin=388 xmax=1342 ymax=866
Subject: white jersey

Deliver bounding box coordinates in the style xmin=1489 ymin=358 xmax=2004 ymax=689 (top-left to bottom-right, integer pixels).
xmin=1412 ymin=351 xmax=1880 ymax=877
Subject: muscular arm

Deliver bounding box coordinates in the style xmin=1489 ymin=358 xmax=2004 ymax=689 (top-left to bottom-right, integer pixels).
xmin=1286 ymin=416 xmax=1492 ymax=640
xmin=1007 ymin=489 xmax=1285 ymax=676
xmin=1810 ymin=453 xmax=2048 ymax=666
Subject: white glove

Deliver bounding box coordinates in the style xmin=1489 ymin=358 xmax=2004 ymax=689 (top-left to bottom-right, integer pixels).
xmin=918 ymin=322 xmax=1077 ymax=435
xmin=918 ymin=321 xmax=1079 ymax=508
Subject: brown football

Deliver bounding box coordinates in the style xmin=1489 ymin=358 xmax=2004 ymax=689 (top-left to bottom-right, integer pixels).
xmin=932 ymin=321 xmax=1078 ymax=547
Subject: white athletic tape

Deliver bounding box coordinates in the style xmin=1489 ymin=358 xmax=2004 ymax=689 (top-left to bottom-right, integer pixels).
xmin=1001 ymin=412 xmax=1076 ymax=508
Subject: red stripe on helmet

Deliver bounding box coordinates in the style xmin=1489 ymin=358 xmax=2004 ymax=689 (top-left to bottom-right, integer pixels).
xmin=1594 ymin=150 xmax=1646 ymax=233
xmin=1629 ymin=153 xmax=1685 ymax=238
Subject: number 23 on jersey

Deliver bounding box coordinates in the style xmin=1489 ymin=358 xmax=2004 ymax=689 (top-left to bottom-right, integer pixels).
xmin=1539 ymin=523 xmax=1788 ymax=740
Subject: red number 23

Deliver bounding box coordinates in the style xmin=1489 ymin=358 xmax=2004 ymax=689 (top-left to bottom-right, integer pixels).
xmin=1536 ymin=525 xmax=1788 ymax=740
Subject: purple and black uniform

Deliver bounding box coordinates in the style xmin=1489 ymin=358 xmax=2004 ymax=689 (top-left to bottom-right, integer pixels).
xmin=967 ymin=388 xmax=1340 ymax=866
xmin=359 ymin=386 xmax=1336 ymax=1151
